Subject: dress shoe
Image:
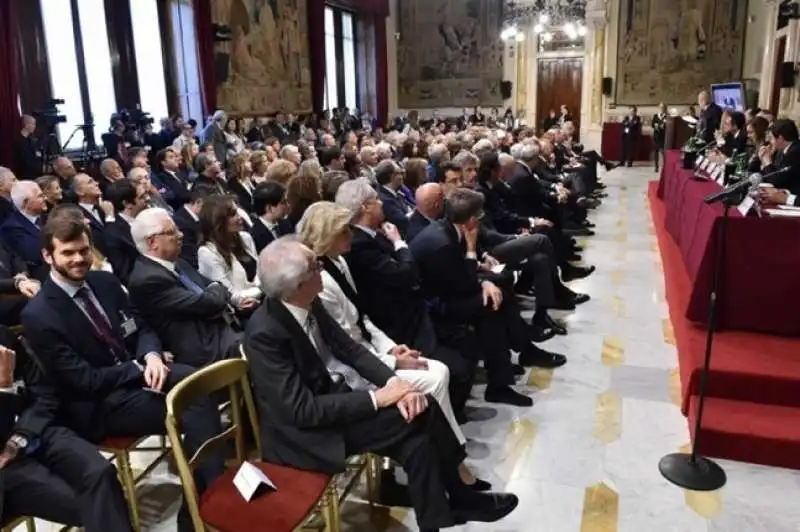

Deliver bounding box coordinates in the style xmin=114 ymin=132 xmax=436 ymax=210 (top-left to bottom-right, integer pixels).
xmin=535 ymin=314 xmax=567 ymax=335
xmin=519 ymin=348 xmax=567 ymax=368
xmin=531 ymin=324 xmax=556 ymax=342
xmin=572 ymin=293 xmax=591 ymax=305
xmin=468 ymin=478 xmax=493 ymax=492
xmin=561 ymin=264 xmax=595 ymax=282
xmin=452 ymin=493 xmax=520 ymax=523
xmin=485 ymin=386 xmax=533 ymax=406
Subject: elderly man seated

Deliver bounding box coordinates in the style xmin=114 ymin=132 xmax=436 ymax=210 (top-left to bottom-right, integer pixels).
xmin=244 ymin=237 xmax=519 ymax=532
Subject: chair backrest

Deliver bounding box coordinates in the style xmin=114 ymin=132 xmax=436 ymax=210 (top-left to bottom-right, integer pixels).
xmin=165 ymin=358 xmax=261 ymax=529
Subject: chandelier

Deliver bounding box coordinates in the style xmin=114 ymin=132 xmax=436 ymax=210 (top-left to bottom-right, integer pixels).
xmin=501 ymin=0 xmax=588 ymax=42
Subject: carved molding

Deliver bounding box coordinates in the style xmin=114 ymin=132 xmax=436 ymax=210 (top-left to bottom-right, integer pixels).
xmin=585 ymin=0 xmax=607 ymax=29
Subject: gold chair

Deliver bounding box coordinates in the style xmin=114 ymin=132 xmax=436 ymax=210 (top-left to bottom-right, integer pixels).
xmin=165 ymin=358 xmax=337 ymax=532
xmin=0 ymin=516 xmax=34 ymax=532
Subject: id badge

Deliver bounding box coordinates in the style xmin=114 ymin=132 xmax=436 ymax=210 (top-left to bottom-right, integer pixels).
xmin=121 ymin=317 xmax=137 ymax=337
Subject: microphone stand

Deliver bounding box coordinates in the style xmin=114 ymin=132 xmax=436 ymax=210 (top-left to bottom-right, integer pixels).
xmin=657 ymin=189 xmax=738 ymax=491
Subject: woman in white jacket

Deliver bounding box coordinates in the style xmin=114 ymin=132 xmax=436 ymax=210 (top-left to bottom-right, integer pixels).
xmin=297 ymin=201 xmax=489 ymax=490
xmin=197 ymin=195 xmax=262 ymax=320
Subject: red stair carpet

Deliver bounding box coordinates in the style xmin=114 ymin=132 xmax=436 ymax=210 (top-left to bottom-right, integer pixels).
xmin=648 ymin=181 xmax=800 ymax=470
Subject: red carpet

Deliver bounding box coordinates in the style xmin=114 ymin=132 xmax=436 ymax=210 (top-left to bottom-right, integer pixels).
xmin=648 ymin=181 xmax=800 ymax=469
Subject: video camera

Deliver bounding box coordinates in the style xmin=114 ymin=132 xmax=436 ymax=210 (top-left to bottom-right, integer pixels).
xmin=33 ymin=98 xmax=67 ymax=130
xmin=112 ymin=108 xmax=154 ymax=132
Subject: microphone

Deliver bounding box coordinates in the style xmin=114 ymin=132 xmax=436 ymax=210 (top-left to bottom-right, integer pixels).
xmin=703 ymin=167 xmax=789 ymax=204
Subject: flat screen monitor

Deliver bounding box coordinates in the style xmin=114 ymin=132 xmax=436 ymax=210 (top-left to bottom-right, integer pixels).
xmin=711 ymin=82 xmax=745 ymax=112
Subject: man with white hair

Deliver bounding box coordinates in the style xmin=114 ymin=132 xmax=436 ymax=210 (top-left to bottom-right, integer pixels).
xmin=359 ymin=145 xmax=379 ymax=184
xmin=427 ymin=143 xmax=450 ymax=181
xmin=1 ymin=181 xmax=48 ymax=273
xmin=202 ymin=109 xmax=228 ymax=166
xmin=279 ymin=144 xmax=302 ymax=165
xmin=245 ymin=236 xmax=519 ymax=531
xmin=0 ymin=167 xmax=18 ymax=223
xmin=127 ymin=208 xmax=243 ymax=368
xmin=375 ymin=141 xmax=394 ymax=162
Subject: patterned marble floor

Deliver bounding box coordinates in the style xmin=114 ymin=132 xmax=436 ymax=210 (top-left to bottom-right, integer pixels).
xmin=24 ymin=166 xmax=800 ymax=531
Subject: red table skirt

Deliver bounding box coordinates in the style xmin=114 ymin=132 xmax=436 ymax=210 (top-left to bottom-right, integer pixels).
xmin=601 ymin=122 xmax=654 ymax=162
xmin=657 ymin=150 xmax=800 ymax=336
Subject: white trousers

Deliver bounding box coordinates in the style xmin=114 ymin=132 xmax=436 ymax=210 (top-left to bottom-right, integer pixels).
xmin=395 ymin=358 xmax=466 ymax=446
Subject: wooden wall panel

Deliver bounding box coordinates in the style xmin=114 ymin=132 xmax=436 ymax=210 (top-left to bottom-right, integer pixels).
xmin=536 ymin=57 xmax=583 ymax=139
xmin=15 ymin=0 xmax=52 ymax=114
xmin=104 ymin=0 xmax=141 ymax=111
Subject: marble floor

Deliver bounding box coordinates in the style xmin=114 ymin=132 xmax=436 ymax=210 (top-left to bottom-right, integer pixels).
xmin=23 ymin=166 xmax=800 ymax=531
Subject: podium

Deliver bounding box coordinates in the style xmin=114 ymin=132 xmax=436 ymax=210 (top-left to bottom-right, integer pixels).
xmin=666 ymin=116 xmax=695 ymax=150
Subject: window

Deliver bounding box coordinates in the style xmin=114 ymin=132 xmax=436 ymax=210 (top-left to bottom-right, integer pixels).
xmin=40 ymin=0 xmax=87 ymax=150
xmin=324 ymin=7 xmax=339 ymax=111
xmin=130 ymin=0 xmax=169 ymax=131
xmin=78 ymin=0 xmax=117 ymax=146
xmin=341 ymin=12 xmax=357 ymax=111
xmin=171 ymin=0 xmax=203 ymax=122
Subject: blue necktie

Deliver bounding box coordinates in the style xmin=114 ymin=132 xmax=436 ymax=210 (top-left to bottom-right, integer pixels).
xmin=176 ymin=267 xmax=203 ymax=294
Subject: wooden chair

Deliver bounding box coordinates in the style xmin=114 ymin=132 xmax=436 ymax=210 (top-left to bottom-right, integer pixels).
xmin=165 ymin=358 xmax=338 ymax=532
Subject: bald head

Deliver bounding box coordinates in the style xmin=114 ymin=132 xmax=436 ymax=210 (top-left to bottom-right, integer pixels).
xmin=53 ymin=156 xmax=76 ymax=181
xmin=415 ymin=183 xmax=444 ymax=220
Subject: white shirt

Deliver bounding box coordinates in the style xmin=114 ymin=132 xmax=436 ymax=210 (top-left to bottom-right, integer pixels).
xmin=258 ymin=217 xmax=281 ymax=239
xmin=197 ymin=232 xmax=262 ymax=305
xmin=145 ymin=254 xmax=177 ymax=274
xmin=282 ymin=301 xmax=379 ymax=409
xmin=183 ymin=204 xmax=199 ymax=222
xmin=318 ymin=256 xmax=397 ymax=368
xmin=21 ymin=211 xmax=39 ymax=227
xmin=353 ymin=225 xmax=407 ymax=250
xmin=49 ymin=272 xmax=112 ymax=327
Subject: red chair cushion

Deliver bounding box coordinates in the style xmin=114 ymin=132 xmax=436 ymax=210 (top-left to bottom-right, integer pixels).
xmin=199 ymin=462 xmax=331 ymax=532
xmin=99 ymin=436 xmax=140 ymax=450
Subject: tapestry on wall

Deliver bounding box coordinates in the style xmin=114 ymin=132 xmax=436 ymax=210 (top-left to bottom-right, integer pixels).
xmin=615 ymin=0 xmax=748 ymax=105
xmin=213 ymin=0 xmax=312 ymax=115
xmin=397 ymin=0 xmax=504 ymax=109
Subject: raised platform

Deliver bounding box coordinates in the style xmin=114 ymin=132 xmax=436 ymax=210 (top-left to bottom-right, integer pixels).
xmin=649 ymin=180 xmax=800 ymax=470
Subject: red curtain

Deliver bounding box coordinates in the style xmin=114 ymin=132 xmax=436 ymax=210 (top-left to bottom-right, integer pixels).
xmin=0 ymin=0 xmax=19 ymax=168
xmin=308 ymin=0 xmax=326 ymax=115
xmin=374 ymin=16 xmax=388 ymax=127
xmin=193 ymin=0 xmax=216 ymax=115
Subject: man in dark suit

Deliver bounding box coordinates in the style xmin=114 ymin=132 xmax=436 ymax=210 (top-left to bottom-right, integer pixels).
xmin=697 ymin=90 xmax=723 ymax=143
xmin=250 ymin=181 xmax=290 ymax=254
xmin=410 ymin=188 xmax=567 ymax=406
xmin=0 ymin=241 xmax=39 ymax=326
xmin=246 ymin=237 xmax=518 ymax=532
xmin=192 ymin=153 xmax=229 ymax=196
xmin=73 ymin=173 xmax=112 ymax=258
xmin=173 ymin=184 xmax=214 ymax=269
xmin=652 ymin=103 xmax=667 ymax=172
xmin=0 ymin=168 xmax=17 ymax=226
xmin=21 ymin=215 xmax=223 ymax=531
xmin=151 ymin=147 xmax=190 ymax=211
xmin=620 ymin=106 xmax=642 ymax=167
xmin=104 ymin=179 xmax=149 ymax=285
xmin=0 ymin=325 xmax=132 ymax=530
xmin=720 ymin=111 xmax=748 ymax=157
xmin=375 ymin=160 xmax=413 ymax=237
xmin=757 ymin=119 xmax=800 ymax=202
xmin=1 ymin=181 xmax=47 ymax=279
xmin=128 ymin=208 xmax=242 ymax=368
xmin=407 ymin=183 xmax=444 ymax=242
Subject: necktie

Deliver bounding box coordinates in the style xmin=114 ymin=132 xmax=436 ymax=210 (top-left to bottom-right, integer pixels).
xmin=306 ymin=314 xmax=371 ymax=391
xmin=74 ymin=287 xmax=126 ymax=361
xmin=175 ymin=266 xmax=204 ymax=294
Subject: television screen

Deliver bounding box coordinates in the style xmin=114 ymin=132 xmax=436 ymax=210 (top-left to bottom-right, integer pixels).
xmin=711 ymin=82 xmax=745 ymax=112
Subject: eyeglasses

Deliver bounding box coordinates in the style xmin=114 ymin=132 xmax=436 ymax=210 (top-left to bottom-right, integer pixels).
xmin=151 ymin=228 xmax=182 ymax=238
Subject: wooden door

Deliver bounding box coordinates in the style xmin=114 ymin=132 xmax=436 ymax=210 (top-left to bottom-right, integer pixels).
xmin=770 ymin=37 xmax=786 ymax=116
xmin=536 ymin=57 xmax=583 ymax=140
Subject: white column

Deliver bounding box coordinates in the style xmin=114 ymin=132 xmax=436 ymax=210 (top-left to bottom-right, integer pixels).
xmin=581 ymin=0 xmax=608 ymax=151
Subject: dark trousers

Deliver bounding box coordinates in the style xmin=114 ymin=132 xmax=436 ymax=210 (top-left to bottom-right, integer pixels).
xmin=1 ymin=426 xmax=132 ymax=531
xmin=654 ymin=145 xmax=665 ymax=171
xmin=344 ymin=401 xmax=469 ymax=529
xmin=489 ymin=234 xmax=558 ymax=307
xmin=621 ymin=134 xmax=639 ymax=164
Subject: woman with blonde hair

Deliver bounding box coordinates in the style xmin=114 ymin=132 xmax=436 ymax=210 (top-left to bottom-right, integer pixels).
xmin=250 ymin=150 xmax=269 ymax=184
xmin=179 ymin=140 xmax=199 ymax=182
xmin=296 ymin=201 xmax=490 ymax=491
xmin=265 ymin=159 xmax=296 ymax=185
xmin=227 ymin=152 xmax=255 ymax=213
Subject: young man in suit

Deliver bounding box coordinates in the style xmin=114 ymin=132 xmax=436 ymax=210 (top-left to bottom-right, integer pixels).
xmin=1 ymin=181 xmax=47 ymax=279
xmin=104 ymin=179 xmax=150 ymax=285
xmin=245 ymin=237 xmax=518 ymax=532
xmin=620 ymin=106 xmax=642 ymax=167
xmin=127 ymin=208 xmax=243 ymax=368
xmin=375 ymin=160 xmax=413 ymax=237
xmin=758 ymin=119 xmax=800 ymax=198
xmin=21 ymin=215 xmax=223 ymax=532
xmin=173 ymin=184 xmax=214 ymax=269
xmin=250 ymin=181 xmax=290 ymax=254
xmin=0 ymin=326 xmax=133 ymax=530
xmin=72 ymin=174 xmax=112 ymax=258
xmin=151 ymin=147 xmax=190 ymax=211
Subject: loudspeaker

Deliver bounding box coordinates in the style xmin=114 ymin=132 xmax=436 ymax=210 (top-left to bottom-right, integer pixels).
xmin=500 ymin=81 xmax=513 ymax=100
xmin=780 ymin=62 xmax=795 ymax=88
xmin=602 ymin=77 xmax=613 ymax=96
xmin=215 ymin=52 xmax=230 ymax=84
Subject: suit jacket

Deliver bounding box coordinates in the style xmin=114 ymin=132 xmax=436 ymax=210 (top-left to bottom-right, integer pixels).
xmin=228 ymin=179 xmax=254 ymax=214
xmin=721 ymin=130 xmax=748 ymax=158
xmin=0 ymin=241 xmax=27 ymax=294
xmin=698 ymin=103 xmax=723 ymax=143
xmin=151 ymin=171 xmax=190 ymax=211
xmin=244 ymin=297 xmax=394 ymax=474
xmin=20 ymin=271 xmax=160 ymax=441
xmin=104 ymin=217 xmax=139 ymax=286
xmin=249 ymin=217 xmax=291 ymax=254
xmin=193 ymin=175 xmax=230 ymax=196
xmin=476 ymin=180 xmax=529 ymax=234
xmin=763 ymin=141 xmax=800 ymax=194
xmin=173 ymin=206 xmax=200 ymax=268
xmin=208 ymin=123 xmax=228 ymax=166
xmin=406 ymin=211 xmax=432 ymax=243
xmin=652 ymin=113 xmax=667 ymax=146
xmin=344 ymin=227 xmax=428 ymax=347
xmin=378 ymin=186 xmax=412 ymax=237
xmin=78 ymin=204 xmax=110 ymax=258
xmin=621 ymin=115 xmax=642 ymax=137
xmin=507 ymin=162 xmax=553 ymax=219
xmin=0 ymin=198 xmax=13 ymax=226
xmin=0 ymin=210 xmax=43 ymax=276
xmin=127 ymin=256 xmax=241 ymax=368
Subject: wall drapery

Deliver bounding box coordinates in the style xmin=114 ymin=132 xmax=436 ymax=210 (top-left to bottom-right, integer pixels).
xmin=0 ymin=0 xmax=20 ymax=168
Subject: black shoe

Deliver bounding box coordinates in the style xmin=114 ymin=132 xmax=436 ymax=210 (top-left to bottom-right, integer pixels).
xmin=572 ymin=293 xmax=591 ymax=305
xmin=626 ymin=162 xmax=633 ymax=167
xmin=562 ymin=264 xmax=595 ymax=282
xmin=519 ymin=349 xmax=567 ymax=368
xmin=484 ymin=386 xmax=533 ymax=406
xmin=536 ymin=314 xmax=567 ymax=335
xmin=531 ymin=324 xmax=556 ymax=342
xmin=468 ymin=478 xmax=493 ymax=492
xmin=452 ymin=493 xmax=520 ymax=523
xmin=378 ymin=471 xmax=413 ymax=507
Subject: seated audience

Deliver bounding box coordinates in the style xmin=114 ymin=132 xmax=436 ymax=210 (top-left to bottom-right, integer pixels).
xmin=376 ymin=160 xmax=414 ymax=237
xmin=98 ymin=158 xmax=124 ymax=195
xmin=73 ymin=173 xmax=112 ymax=257
xmin=0 ymin=240 xmax=39 ymax=326
xmin=250 ymin=181 xmax=291 ymax=253
xmin=1 ymin=181 xmax=47 ymax=278
xmin=173 ymin=184 xmax=214 ymax=268
xmin=226 ymin=152 xmax=256 ymax=214
xmin=35 ymin=175 xmax=63 ymax=214
xmin=151 ymin=147 xmax=191 ymax=211
xmin=0 ymin=168 xmax=17 ymax=224
xmin=408 ymin=182 xmax=445 ymax=242
xmin=193 ymin=153 xmax=229 ymax=196
xmin=245 ymin=237 xmax=519 ymax=531
xmin=128 ymin=208 xmax=243 ymax=367
xmin=21 ymin=214 xmax=224 ymax=532
xmin=104 ymin=179 xmax=150 ymax=285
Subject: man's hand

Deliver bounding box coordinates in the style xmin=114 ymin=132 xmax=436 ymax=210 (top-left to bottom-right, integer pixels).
xmin=396 ymin=392 xmax=428 ymax=422
xmin=381 ymin=222 xmax=402 ymax=243
xmin=463 ymin=224 xmax=479 ymax=252
xmin=143 ymin=353 xmax=170 ymax=392
xmin=374 ymin=378 xmax=413 ymax=408
xmin=482 ymin=254 xmax=500 ymax=268
xmin=532 ymin=217 xmax=553 ymax=228
xmin=0 ymin=345 xmax=15 ymax=388
xmin=0 ymin=440 xmax=21 ymax=470
xmin=481 ymin=280 xmax=503 ymax=311
xmin=759 ymin=187 xmax=789 ymax=205
xmin=100 ymin=200 xmax=115 ymax=218
xmin=759 ymin=145 xmax=773 ymax=165
xmin=18 ymin=278 xmax=40 ymax=299
xmin=237 ymin=298 xmax=259 ymax=310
